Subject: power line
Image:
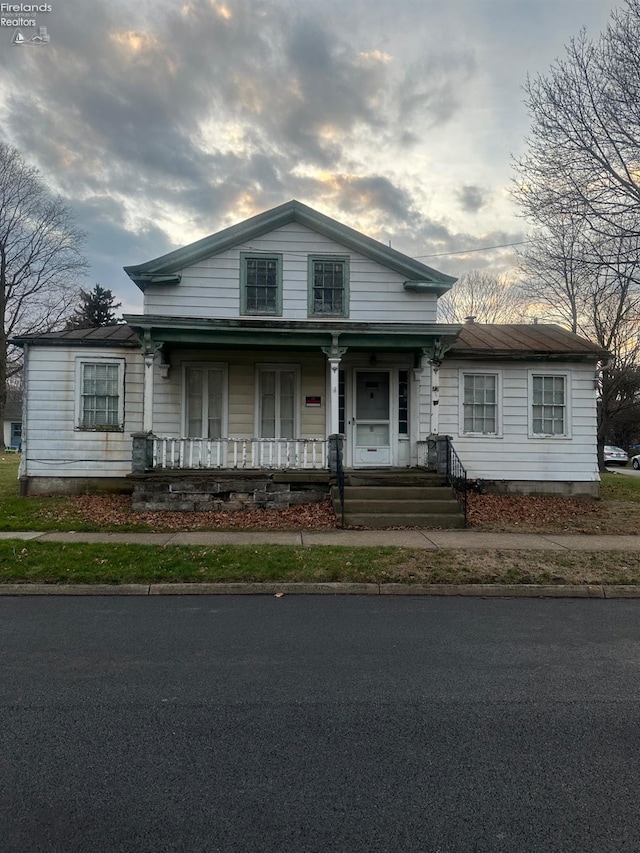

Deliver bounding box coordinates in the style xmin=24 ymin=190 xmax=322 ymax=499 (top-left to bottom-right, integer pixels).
xmin=415 ymin=240 xmax=530 ymax=259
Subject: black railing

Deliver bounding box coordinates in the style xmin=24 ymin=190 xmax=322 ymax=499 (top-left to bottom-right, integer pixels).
xmin=445 ymin=437 xmax=468 ymax=522
xmin=328 ymin=433 xmax=345 ymax=527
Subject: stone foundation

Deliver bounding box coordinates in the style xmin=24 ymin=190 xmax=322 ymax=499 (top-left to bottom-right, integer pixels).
xmin=129 ymin=470 xmax=331 ymax=512
xmin=477 ymin=479 xmax=600 ymax=499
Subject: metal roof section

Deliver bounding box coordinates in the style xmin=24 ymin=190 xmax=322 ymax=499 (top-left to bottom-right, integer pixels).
xmin=11 ymin=325 xmax=140 ymax=347
xmin=448 ymin=324 xmax=608 ymax=360
xmin=123 ymin=200 xmax=458 ymax=294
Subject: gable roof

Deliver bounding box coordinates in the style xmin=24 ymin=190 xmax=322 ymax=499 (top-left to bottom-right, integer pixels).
xmin=123 ymin=199 xmax=457 ymax=295
xmin=448 ymin=323 xmax=608 ymax=361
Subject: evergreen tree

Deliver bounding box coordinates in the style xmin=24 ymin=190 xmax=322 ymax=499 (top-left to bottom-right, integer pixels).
xmin=67 ymin=284 xmax=122 ymax=328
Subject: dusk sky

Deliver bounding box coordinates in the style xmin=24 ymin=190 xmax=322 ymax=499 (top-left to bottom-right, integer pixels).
xmin=0 ymin=0 xmax=618 ymax=314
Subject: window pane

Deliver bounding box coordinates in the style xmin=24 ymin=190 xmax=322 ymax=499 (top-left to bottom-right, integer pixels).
xmin=81 ymin=362 xmax=120 ymax=427
xmin=312 ymin=259 xmax=345 ymax=315
xmin=532 ymin=376 xmax=565 ymax=434
xmin=261 ymin=370 xmax=276 ymax=438
xmin=463 ymin=374 xmax=497 ymax=434
xmin=245 ymin=257 xmax=278 ymax=314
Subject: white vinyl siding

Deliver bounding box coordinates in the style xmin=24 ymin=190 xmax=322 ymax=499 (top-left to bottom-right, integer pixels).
xmin=438 ymin=360 xmax=597 ymax=482
xmin=23 ymin=346 xmax=143 ymax=478
xmin=143 ymin=223 xmax=438 ymax=323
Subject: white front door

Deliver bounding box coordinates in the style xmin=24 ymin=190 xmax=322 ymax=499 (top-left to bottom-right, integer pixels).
xmin=353 ymin=370 xmax=392 ymax=466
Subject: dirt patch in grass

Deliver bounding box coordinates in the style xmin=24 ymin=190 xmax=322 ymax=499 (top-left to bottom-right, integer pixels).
xmin=388 ymin=548 xmax=640 ymax=585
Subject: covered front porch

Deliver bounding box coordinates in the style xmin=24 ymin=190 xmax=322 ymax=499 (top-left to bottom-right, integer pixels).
xmin=125 ymin=314 xmax=461 ymax=475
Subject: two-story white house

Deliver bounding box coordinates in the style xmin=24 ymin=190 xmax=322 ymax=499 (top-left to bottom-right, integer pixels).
xmin=15 ymin=200 xmax=606 ymax=521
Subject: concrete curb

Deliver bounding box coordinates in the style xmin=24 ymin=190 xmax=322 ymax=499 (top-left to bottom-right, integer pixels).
xmin=1 ymin=582 xmax=640 ymax=597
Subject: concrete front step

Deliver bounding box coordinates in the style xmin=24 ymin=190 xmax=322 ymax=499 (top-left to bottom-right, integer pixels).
xmin=342 ymin=513 xmax=466 ymax=529
xmin=338 ymin=486 xmax=454 ymax=501
xmin=335 ymin=499 xmax=461 ymax=514
xmin=344 ymin=473 xmax=447 ymax=487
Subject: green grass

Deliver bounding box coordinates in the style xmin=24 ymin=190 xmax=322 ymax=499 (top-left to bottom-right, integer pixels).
xmin=600 ymin=471 xmax=640 ymax=502
xmin=1 ymin=541 xmax=640 ymax=585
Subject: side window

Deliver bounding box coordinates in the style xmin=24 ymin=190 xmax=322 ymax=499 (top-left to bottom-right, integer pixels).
xmin=462 ymin=373 xmax=498 ymax=435
xmin=531 ymin=375 xmax=566 ymax=435
xmin=76 ymin=360 xmax=125 ymax=431
xmin=308 ymin=256 xmax=349 ymax=317
xmin=240 ymin=253 xmax=282 ymax=316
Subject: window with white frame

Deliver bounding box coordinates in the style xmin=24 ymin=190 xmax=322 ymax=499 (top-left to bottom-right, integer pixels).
xmin=531 ymin=374 xmax=566 ymax=435
xmin=257 ymin=366 xmax=298 ymax=439
xmin=240 ymin=253 xmax=282 ymax=316
xmin=462 ymin=373 xmax=498 ymax=434
xmin=308 ymin=256 xmax=349 ymax=317
xmin=77 ymin=359 xmax=124 ymax=430
xmin=184 ymin=365 xmax=226 ymax=438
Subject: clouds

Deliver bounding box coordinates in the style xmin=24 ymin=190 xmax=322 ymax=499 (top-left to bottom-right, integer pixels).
xmin=0 ymin=0 xmax=616 ymax=308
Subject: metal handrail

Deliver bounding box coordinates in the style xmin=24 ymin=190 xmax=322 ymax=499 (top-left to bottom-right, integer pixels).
xmin=445 ymin=437 xmax=468 ymax=522
xmin=335 ymin=435 xmax=345 ymax=528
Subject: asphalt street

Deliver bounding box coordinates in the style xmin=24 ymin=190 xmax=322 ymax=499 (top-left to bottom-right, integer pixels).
xmin=2 ymin=596 xmax=640 ymax=852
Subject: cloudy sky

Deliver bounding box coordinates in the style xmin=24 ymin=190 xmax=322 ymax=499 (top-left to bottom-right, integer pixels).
xmin=0 ymin=0 xmax=618 ymax=313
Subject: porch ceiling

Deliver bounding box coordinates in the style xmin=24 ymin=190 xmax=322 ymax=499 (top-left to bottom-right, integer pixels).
xmin=123 ymin=314 xmax=462 ymax=354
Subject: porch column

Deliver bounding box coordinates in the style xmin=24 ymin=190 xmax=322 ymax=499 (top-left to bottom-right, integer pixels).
xmin=142 ymin=331 xmax=163 ymax=434
xmin=143 ymin=353 xmax=154 ymax=432
xmin=322 ymin=337 xmax=347 ymax=436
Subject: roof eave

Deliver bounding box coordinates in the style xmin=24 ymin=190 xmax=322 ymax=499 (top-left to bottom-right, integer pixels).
xmin=123 ymin=200 xmax=457 ymax=292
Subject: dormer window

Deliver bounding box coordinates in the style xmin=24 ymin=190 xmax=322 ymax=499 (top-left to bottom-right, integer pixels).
xmin=240 ymin=253 xmax=282 ymax=316
xmin=308 ymin=255 xmax=349 ymax=317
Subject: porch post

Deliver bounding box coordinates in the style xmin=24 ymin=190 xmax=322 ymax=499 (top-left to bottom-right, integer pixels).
xmin=142 ymin=330 xmax=163 ymax=434
xmin=143 ymin=353 xmax=154 ymax=433
xmin=322 ymin=336 xmax=347 ymax=437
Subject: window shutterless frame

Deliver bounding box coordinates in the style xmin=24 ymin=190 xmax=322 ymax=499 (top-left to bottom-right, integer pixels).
xmin=528 ymin=371 xmax=570 ymax=438
xmin=240 ymin=252 xmax=283 ymax=316
xmin=307 ymin=255 xmax=350 ymax=318
xmin=75 ymin=357 xmax=125 ymax=431
xmin=181 ymin=362 xmax=229 ymax=439
xmin=459 ymin=370 xmax=502 ymax=437
xmin=254 ymin=364 xmax=301 ymax=439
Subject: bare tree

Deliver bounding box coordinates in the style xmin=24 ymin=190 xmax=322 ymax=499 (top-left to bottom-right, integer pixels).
xmin=519 ymin=222 xmax=640 ymax=468
xmin=0 ymin=143 xmax=87 ymax=446
xmin=437 ymin=270 xmax=527 ymax=324
xmin=513 ymin=0 xmax=640 ymax=242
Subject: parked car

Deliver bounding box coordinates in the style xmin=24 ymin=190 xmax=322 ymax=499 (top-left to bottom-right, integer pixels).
xmin=631 ymin=454 xmax=640 ymax=470
xmin=604 ymin=445 xmax=629 ymax=466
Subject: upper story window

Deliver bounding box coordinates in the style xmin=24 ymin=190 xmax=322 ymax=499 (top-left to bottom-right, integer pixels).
xmin=240 ymin=253 xmax=282 ymax=316
xmin=308 ymin=255 xmax=349 ymax=317
xmin=462 ymin=372 xmax=498 ymax=435
xmin=531 ymin=374 xmax=566 ymax=436
xmin=76 ymin=358 xmax=125 ymax=431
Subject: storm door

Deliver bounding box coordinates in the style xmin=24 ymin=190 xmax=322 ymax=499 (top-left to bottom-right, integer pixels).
xmin=353 ymin=370 xmax=391 ymax=466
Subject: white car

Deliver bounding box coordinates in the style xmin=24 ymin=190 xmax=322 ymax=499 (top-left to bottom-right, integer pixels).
xmin=604 ymin=445 xmax=629 ymax=466
xmin=631 ymin=454 xmax=640 ymax=470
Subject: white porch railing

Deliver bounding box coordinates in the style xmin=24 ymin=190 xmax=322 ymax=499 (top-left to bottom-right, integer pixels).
xmin=151 ymin=437 xmax=328 ymax=470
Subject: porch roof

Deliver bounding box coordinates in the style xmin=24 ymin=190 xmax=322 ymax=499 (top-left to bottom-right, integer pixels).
xmin=123 ymin=314 xmax=463 ymax=356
